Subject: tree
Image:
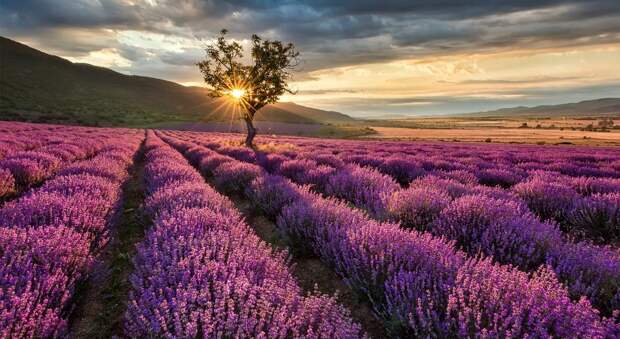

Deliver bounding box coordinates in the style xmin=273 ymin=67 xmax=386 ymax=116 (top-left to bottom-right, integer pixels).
xmin=197 ymin=30 xmax=299 ymax=147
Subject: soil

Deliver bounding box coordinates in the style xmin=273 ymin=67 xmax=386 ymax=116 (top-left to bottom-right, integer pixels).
xmin=68 ymin=143 xmax=148 ymax=338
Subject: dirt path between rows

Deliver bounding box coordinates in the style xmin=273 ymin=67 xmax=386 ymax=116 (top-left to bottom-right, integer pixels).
xmin=69 ymin=143 xmax=148 ymax=338
xmin=212 ymin=182 xmax=388 ymax=338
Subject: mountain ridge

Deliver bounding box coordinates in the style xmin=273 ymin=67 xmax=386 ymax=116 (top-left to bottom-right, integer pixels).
xmin=455 ymin=98 xmax=620 ymax=118
xmin=0 ymin=36 xmax=354 ymax=126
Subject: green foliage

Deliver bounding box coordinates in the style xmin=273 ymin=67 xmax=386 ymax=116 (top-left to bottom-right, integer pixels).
xmin=197 ymin=30 xmax=299 ymax=119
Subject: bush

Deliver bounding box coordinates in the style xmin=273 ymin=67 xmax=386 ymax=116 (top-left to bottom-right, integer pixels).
xmin=213 ymin=162 xmax=263 ymax=194
xmin=387 ymin=187 xmax=451 ymax=231
xmin=379 ymin=157 xmax=426 ymax=185
xmin=477 ymin=168 xmax=523 ymax=188
xmin=447 ymin=258 xmax=615 ymax=337
xmin=569 ymin=193 xmax=620 ymax=241
xmin=433 ymin=195 xmax=562 ymax=270
xmin=325 ymin=165 xmax=400 ymax=218
xmin=513 ymin=178 xmax=579 ymax=227
xmin=245 ymin=174 xmax=308 ymax=219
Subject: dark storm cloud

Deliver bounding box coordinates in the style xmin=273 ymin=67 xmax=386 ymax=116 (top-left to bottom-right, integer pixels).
xmin=2 ymin=0 xmax=620 ymax=75
xmin=118 ymin=43 xmax=150 ymax=62
xmin=159 ymin=48 xmax=204 ymax=66
xmin=0 ymin=0 xmax=140 ymax=29
xmin=3 ymin=2 xmax=619 ymax=43
xmin=2 ymin=0 xmax=619 ymax=117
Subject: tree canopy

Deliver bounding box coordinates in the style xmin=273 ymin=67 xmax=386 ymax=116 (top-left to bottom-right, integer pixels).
xmin=197 ymin=29 xmax=299 ymax=146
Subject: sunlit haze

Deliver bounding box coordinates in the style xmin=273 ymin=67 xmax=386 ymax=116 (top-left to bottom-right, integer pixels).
xmin=229 ymin=88 xmax=246 ymax=100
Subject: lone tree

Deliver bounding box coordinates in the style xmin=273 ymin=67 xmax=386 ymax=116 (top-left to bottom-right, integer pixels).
xmin=198 ymin=30 xmax=299 ymax=147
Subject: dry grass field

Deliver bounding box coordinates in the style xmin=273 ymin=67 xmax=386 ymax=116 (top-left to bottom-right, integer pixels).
xmin=357 ymin=116 xmax=620 ymax=146
xmin=361 ymin=126 xmax=620 ymax=146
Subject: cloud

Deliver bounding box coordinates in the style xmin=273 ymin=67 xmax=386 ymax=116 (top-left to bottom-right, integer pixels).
xmin=441 ymin=76 xmax=584 ymax=85
xmin=159 ymin=48 xmax=204 ymax=66
xmin=3 ymin=0 xmax=620 ymax=70
xmin=0 ymin=0 xmax=140 ymax=29
xmin=1 ymin=0 xmax=620 ymax=116
xmin=297 ymin=81 xmax=620 ymax=116
xmin=298 ymin=89 xmax=359 ymax=95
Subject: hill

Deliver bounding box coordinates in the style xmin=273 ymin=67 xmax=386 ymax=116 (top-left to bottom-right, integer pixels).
xmin=0 ymin=36 xmax=354 ymax=126
xmin=458 ymin=98 xmax=620 ymax=118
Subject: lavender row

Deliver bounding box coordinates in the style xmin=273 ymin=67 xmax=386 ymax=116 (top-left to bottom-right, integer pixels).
xmin=0 ymin=121 xmax=143 ymax=152
xmin=0 ymin=121 xmax=120 ymax=159
xmin=0 ymin=126 xmax=144 ymax=200
xmin=160 ymin=132 xmax=619 ymax=337
xmin=272 ymin=135 xmax=620 ymax=241
xmin=271 ymin=134 xmax=619 ymax=179
xmin=291 ymin=145 xmax=620 ymax=242
xmin=179 ymin=132 xmax=620 ymax=319
xmin=247 ymin=134 xmax=620 ymax=238
xmin=0 ymin=120 xmax=66 ymax=157
xmin=174 ymin=130 xmax=619 ymax=186
xmin=0 ymin=134 xmax=141 ymax=337
xmin=1 ymin=139 xmax=101 ymax=199
xmin=123 ymin=131 xmax=362 ymax=338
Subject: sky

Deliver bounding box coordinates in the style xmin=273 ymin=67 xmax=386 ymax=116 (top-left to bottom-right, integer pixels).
xmin=2 ymin=0 xmax=620 ymax=117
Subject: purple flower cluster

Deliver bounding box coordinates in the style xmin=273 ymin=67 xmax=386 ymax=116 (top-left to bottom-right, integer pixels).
xmin=378 ymin=157 xmax=426 ymax=185
xmin=213 ymin=161 xmax=264 ymax=194
xmin=0 ymin=127 xmax=129 ymax=199
xmin=276 ymin=196 xmax=463 ymax=336
xmin=0 ymin=132 xmax=140 ymax=337
xmin=324 ymin=165 xmax=400 ymax=218
xmin=476 ymin=167 xmax=524 ymax=188
xmin=125 ymin=132 xmax=363 ymax=338
xmin=386 ymin=186 xmax=451 ymax=231
xmin=245 ymin=174 xmax=310 ymax=219
xmin=448 ymin=259 xmax=614 ymax=338
xmin=299 ymin=152 xmax=345 ymax=169
xmin=433 ymin=195 xmax=563 ymax=271
xmin=570 ymin=192 xmax=620 ymax=241
xmin=513 ymin=177 xmax=580 ymax=226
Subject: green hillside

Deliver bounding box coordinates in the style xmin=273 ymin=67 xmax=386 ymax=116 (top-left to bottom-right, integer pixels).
xmin=0 ymin=36 xmax=354 ymax=126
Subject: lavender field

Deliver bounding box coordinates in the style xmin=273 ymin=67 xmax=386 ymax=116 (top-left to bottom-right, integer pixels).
xmin=1 ymin=121 xmax=620 ymax=337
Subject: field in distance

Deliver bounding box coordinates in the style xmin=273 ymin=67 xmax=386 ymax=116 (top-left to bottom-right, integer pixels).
xmin=359 ymin=116 xmax=620 ymax=146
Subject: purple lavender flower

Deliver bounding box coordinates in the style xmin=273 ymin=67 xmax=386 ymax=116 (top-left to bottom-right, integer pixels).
xmin=448 ymin=258 xmax=615 ymax=337
xmin=513 ymin=177 xmax=580 ymax=226
xmin=569 ymin=192 xmax=620 ymax=241
xmin=433 ymin=195 xmax=562 ymax=270
xmin=386 ymin=186 xmax=451 ymax=231
xmin=213 ymin=161 xmax=264 ymax=194
xmin=378 ymin=157 xmax=426 ymax=185
xmin=476 ymin=168 xmax=524 ymax=188
xmin=324 ymin=165 xmax=399 ymax=218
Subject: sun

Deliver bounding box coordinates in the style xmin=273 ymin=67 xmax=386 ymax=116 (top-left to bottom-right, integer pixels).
xmin=229 ymin=88 xmax=245 ymax=99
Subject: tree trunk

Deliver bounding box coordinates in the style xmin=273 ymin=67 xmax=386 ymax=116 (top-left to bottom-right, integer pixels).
xmin=244 ymin=116 xmax=257 ymax=148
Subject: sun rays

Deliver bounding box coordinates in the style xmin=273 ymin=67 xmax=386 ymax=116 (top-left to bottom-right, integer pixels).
xmin=229 ymin=88 xmax=246 ymax=99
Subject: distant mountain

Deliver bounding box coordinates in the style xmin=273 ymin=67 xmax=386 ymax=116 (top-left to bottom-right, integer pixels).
xmin=0 ymin=36 xmax=353 ymax=126
xmin=266 ymin=102 xmax=355 ymax=124
xmin=458 ymin=98 xmax=620 ymax=118
xmin=360 ymin=113 xmax=412 ymax=120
